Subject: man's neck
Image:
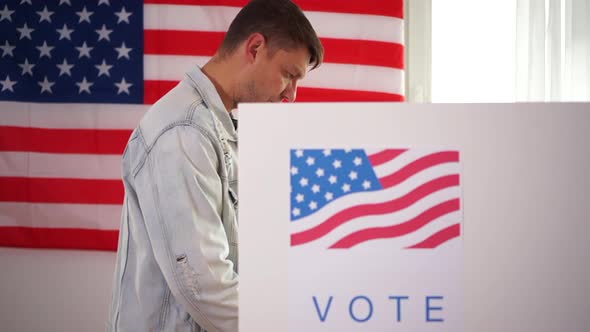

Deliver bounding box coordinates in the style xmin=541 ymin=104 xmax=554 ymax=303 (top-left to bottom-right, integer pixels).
xmin=201 ymin=58 xmax=237 ymax=112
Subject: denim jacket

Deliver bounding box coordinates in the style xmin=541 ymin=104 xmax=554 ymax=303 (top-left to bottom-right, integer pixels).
xmin=108 ymin=66 xmax=238 ymax=332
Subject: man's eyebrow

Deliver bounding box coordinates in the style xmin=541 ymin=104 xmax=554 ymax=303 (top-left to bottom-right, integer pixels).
xmin=288 ymin=65 xmax=305 ymax=79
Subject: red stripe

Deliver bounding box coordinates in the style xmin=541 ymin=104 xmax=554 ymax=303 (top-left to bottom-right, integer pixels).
xmin=144 ymin=30 xmax=224 ymax=56
xmin=144 ymin=0 xmax=403 ymax=19
xmin=0 ymin=177 xmax=124 ymax=204
xmin=0 ymin=227 xmax=118 ymax=251
xmin=144 ymin=80 xmax=179 ymax=104
xmin=296 ymin=87 xmax=404 ymax=102
xmin=368 ymin=149 xmax=407 ymax=167
xmin=330 ymin=199 xmax=460 ymax=249
xmin=0 ymin=126 xmax=131 ymax=154
xmin=407 ymin=223 xmax=461 ymax=249
xmin=144 ymin=80 xmax=404 ymax=104
xmin=290 ymin=175 xmax=460 ymax=246
xmin=379 ymin=151 xmax=460 ymax=189
xmin=321 ymin=38 xmax=404 ymax=69
xmin=144 ymin=30 xmax=404 ymax=69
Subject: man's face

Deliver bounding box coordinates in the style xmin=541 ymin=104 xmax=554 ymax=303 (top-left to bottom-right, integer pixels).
xmin=239 ymin=45 xmax=310 ymax=103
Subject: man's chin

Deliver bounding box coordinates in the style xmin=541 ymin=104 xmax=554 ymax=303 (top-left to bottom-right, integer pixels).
xmin=247 ymin=98 xmax=276 ymax=103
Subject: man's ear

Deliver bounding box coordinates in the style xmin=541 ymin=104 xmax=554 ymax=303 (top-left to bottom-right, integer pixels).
xmin=244 ymin=33 xmax=265 ymax=63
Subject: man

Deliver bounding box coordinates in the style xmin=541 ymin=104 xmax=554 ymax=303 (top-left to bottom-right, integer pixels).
xmin=107 ymin=0 xmax=322 ymax=331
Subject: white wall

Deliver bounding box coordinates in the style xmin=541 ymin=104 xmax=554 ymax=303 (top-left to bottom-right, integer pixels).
xmin=0 ymin=248 xmax=115 ymax=331
xmin=405 ymin=0 xmax=432 ymax=102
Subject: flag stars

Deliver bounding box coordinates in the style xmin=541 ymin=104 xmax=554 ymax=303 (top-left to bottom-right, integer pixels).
xmin=95 ymin=24 xmax=113 ymax=42
xmin=115 ymin=7 xmax=132 ymax=24
xmin=115 ymin=78 xmax=133 ymax=95
xmin=0 ymin=5 xmax=14 ymax=22
xmin=1 ymin=75 xmax=17 ymax=92
xmin=76 ymin=77 xmax=94 ymax=94
xmin=38 ymin=76 xmax=55 ymax=94
xmin=342 ymin=183 xmax=351 ymax=193
xmin=95 ymin=59 xmax=113 ymax=77
xmin=309 ymin=201 xmax=318 ymax=210
xmin=292 ymin=208 xmax=301 ymax=217
xmin=1 ymin=41 xmax=15 ymax=57
xmin=98 ymin=0 xmax=111 ymax=6
xmin=76 ymin=6 xmax=93 ymax=23
xmin=76 ymin=42 xmax=93 ymax=58
xmin=20 ymin=0 xmax=33 ymax=5
xmin=17 ymin=23 xmax=34 ymax=40
xmin=56 ymin=24 xmax=74 ymax=40
xmin=59 ymin=0 xmax=71 ymax=5
xmin=315 ymin=168 xmax=324 ymax=177
xmin=295 ymin=193 xmax=304 ymax=203
xmin=115 ymin=42 xmax=132 ymax=59
xmin=36 ymin=41 xmax=54 ymax=59
xmin=19 ymin=58 xmax=35 ymax=76
xmin=311 ymin=184 xmax=320 ymax=193
xmin=290 ymin=149 xmax=383 ymax=219
xmin=36 ymin=6 xmax=54 ymax=23
xmin=56 ymin=59 xmax=74 ymax=76
xmin=333 ymin=159 xmax=342 ymax=169
xmin=328 ymin=175 xmax=337 ymax=184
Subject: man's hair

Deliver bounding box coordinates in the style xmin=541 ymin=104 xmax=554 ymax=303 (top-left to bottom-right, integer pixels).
xmin=219 ymin=0 xmax=323 ymax=70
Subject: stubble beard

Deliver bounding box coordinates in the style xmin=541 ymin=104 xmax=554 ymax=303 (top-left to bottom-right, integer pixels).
xmin=245 ymin=80 xmax=259 ymax=102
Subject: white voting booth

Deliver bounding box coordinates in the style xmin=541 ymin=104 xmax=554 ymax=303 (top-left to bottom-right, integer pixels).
xmin=238 ymin=103 xmax=590 ymax=332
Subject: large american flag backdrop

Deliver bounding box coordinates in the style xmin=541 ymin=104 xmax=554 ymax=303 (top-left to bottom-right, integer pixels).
xmin=0 ymin=0 xmax=404 ymax=251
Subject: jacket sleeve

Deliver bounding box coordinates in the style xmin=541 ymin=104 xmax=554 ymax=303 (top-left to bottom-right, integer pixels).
xmin=135 ymin=124 xmax=238 ymax=332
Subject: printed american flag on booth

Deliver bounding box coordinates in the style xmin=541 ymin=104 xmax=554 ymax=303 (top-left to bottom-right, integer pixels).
xmin=0 ymin=0 xmax=404 ymax=251
xmin=289 ymin=148 xmax=461 ymax=249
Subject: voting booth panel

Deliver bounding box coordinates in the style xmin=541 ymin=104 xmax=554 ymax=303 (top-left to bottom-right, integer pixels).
xmin=238 ymin=102 xmax=590 ymax=332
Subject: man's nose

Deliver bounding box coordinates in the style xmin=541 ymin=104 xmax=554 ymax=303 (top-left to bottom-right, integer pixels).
xmin=282 ymin=80 xmax=298 ymax=102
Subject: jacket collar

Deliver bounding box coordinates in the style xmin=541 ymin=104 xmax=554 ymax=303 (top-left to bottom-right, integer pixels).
xmin=184 ymin=66 xmax=237 ymax=142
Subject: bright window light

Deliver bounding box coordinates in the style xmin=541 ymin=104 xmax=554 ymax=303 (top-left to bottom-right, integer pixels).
xmin=432 ymin=0 xmax=517 ymax=102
